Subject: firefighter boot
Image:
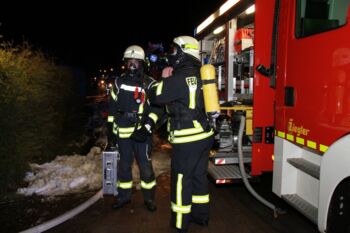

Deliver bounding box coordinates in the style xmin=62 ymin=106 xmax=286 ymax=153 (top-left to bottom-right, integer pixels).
xmin=144 ymin=200 xmax=157 ymax=212
xmin=112 ymin=199 xmax=131 ymax=210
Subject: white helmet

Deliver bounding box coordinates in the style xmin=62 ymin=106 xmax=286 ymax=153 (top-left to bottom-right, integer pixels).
xmin=123 ymin=45 xmax=145 ymax=61
xmin=173 ymin=36 xmax=200 ymax=61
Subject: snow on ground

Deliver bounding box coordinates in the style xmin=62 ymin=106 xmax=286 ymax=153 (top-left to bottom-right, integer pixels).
xmin=17 ymin=147 xmax=103 ymax=196
xmin=17 ymin=136 xmax=171 ymax=196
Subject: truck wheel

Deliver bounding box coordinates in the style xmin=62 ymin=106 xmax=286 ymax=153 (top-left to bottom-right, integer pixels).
xmin=327 ymin=178 xmax=350 ymax=233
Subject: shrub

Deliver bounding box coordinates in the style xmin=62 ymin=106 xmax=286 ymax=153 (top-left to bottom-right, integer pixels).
xmin=0 ymin=42 xmax=87 ymax=193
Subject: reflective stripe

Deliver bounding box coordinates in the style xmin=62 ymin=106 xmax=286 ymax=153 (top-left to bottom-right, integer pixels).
xmin=110 ymin=88 xmax=117 ymax=101
xmin=183 ymin=43 xmax=199 ymax=50
xmin=277 ymin=131 xmax=285 ymax=138
xmin=320 ymin=144 xmax=328 ymax=152
xmin=171 ymin=130 xmax=214 ymax=144
xmin=296 ymin=137 xmax=304 ymax=145
xmin=120 ymin=84 xmax=142 ymax=92
xmin=141 ymin=180 xmax=156 ymax=189
xmin=167 ymin=118 xmax=170 ymax=132
xmin=189 ymin=87 xmax=196 ymax=109
xmin=124 ymin=49 xmax=144 ymax=57
xmin=171 ymin=202 xmax=191 ymax=214
xmin=113 ymin=123 xmax=118 ymax=134
xmin=186 ymin=76 xmax=197 ymax=109
xmin=278 ymin=130 xmax=328 ymax=153
xmin=176 ymin=174 xmax=183 ymax=206
xmin=192 ymin=194 xmax=209 ymax=204
xmin=138 ymin=102 xmax=144 ymax=114
xmin=119 ymin=133 xmax=132 ymax=138
xmin=173 ymin=121 xmax=203 ymax=136
xmin=286 ymin=134 xmax=294 ymax=141
xmin=119 ymin=127 xmax=135 ymax=133
xmin=176 ymin=173 xmax=183 ymax=229
xmin=107 ymin=116 xmax=114 ymax=123
xmin=307 ymin=140 xmax=317 ymax=149
xmin=156 ymin=81 xmax=163 ymax=96
xmin=118 ymin=181 xmax=133 ymax=189
xmin=148 ymin=113 xmax=158 ymax=124
xmin=118 ymin=127 xmax=135 ymax=138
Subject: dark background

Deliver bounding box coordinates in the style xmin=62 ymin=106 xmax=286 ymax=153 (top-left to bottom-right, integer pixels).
xmin=0 ymin=0 xmax=226 ymax=75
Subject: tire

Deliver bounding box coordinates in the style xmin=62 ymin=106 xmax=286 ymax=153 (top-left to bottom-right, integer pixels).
xmin=327 ymin=178 xmax=350 ymax=233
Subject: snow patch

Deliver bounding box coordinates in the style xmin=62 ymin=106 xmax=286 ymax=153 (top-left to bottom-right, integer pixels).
xmin=17 ymin=147 xmax=103 ymax=196
xmin=17 ymin=142 xmax=171 ymax=197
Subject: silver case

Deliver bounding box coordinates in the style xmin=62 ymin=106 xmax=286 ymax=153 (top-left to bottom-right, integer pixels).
xmin=102 ymin=150 xmax=119 ymax=196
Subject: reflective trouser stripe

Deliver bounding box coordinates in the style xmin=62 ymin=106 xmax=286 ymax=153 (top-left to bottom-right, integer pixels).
xmin=170 ymin=130 xmax=214 ymax=144
xmin=141 ymin=180 xmax=156 ymax=189
xmin=118 ymin=181 xmax=133 ymax=189
xmin=192 ymin=194 xmax=209 ymax=204
xmin=171 ymin=202 xmax=191 ymax=213
xmin=177 ymin=174 xmax=183 ymax=207
xmin=176 ymin=174 xmax=184 ymax=228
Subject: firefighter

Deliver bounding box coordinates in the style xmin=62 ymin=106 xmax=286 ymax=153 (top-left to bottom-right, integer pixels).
xmin=149 ymin=36 xmax=214 ymax=232
xmin=106 ymin=45 xmax=162 ymax=212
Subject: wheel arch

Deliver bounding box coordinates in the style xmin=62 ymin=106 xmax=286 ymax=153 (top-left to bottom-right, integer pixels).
xmin=318 ymin=134 xmax=350 ymax=232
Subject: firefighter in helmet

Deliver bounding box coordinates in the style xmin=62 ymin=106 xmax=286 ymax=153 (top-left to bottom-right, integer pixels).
xmin=106 ymin=45 xmax=162 ymax=211
xmin=149 ymin=36 xmax=214 ymax=232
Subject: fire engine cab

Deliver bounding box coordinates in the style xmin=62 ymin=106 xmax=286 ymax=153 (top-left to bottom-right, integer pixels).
xmin=195 ymin=0 xmax=350 ymax=232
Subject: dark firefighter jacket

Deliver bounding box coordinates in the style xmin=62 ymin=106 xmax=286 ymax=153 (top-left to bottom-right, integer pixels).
xmin=107 ymin=73 xmax=163 ymax=138
xmin=149 ymin=59 xmax=214 ymax=144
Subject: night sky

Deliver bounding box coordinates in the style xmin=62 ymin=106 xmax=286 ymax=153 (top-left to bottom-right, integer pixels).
xmin=0 ymin=0 xmax=226 ymax=74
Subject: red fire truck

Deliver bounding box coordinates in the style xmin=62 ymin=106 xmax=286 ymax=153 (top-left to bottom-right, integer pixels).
xmin=195 ymin=0 xmax=350 ymax=232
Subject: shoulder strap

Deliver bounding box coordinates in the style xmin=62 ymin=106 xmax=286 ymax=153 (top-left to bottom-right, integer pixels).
xmin=142 ymin=74 xmax=156 ymax=89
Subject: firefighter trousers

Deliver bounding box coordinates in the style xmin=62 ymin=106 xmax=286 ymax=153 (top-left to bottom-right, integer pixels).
xmin=170 ymin=135 xmax=214 ymax=231
xmin=116 ymin=136 xmax=156 ymax=202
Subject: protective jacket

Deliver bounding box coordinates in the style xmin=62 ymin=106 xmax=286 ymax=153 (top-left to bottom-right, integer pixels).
xmin=150 ymin=59 xmax=214 ymax=143
xmin=107 ymin=73 xmax=162 ymax=138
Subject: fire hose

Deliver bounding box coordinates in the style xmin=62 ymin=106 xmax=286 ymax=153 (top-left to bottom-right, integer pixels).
xmin=20 ymin=189 xmax=103 ymax=233
xmin=237 ymin=115 xmax=284 ymax=217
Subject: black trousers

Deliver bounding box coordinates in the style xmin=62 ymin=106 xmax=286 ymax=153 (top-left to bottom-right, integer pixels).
xmin=117 ymin=136 xmax=156 ymax=202
xmin=170 ymin=136 xmax=214 ymax=230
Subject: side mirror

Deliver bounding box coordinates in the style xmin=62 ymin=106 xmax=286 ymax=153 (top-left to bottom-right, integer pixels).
xmin=256 ymin=64 xmax=271 ymax=77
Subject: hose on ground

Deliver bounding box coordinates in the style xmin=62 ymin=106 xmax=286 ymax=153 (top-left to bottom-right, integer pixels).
xmin=20 ymin=189 xmax=103 ymax=233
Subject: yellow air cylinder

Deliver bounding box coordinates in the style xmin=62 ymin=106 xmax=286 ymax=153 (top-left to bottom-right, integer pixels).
xmin=200 ymin=64 xmax=220 ymax=116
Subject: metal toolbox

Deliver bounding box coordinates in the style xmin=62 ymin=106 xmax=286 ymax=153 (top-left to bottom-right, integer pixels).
xmin=102 ymin=150 xmax=119 ymax=196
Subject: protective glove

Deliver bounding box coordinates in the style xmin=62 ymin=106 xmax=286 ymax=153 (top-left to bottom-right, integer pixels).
xmin=106 ymin=123 xmax=117 ymax=150
xmin=130 ymin=123 xmax=152 ymax=142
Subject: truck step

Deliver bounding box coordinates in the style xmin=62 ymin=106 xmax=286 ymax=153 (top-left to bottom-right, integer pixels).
xmin=213 ymin=149 xmax=252 ymax=165
xmin=282 ymin=194 xmax=318 ymax=224
xmin=287 ymin=158 xmax=320 ymax=179
xmin=208 ymin=161 xmax=251 ymax=184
